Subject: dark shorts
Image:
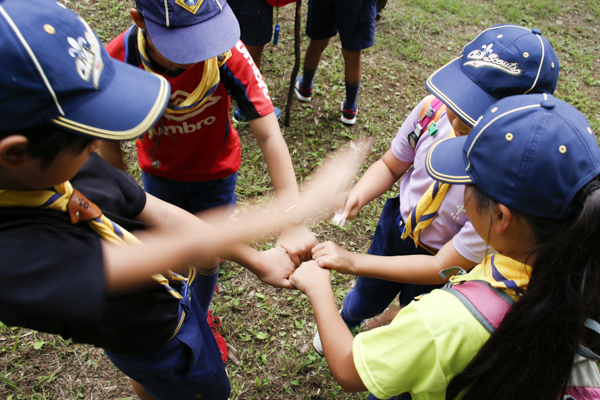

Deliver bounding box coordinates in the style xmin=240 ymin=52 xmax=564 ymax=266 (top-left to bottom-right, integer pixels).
xmin=306 ymin=0 xmax=377 ymax=51
xmin=104 ymin=280 xmax=230 ymax=400
xmin=360 ymin=196 xmax=440 ymax=306
xmin=142 ymin=172 xmax=238 ymax=215
xmin=230 ymin=0 xmax=274 ymax=46
xmin=367 ymin=392 xmax=412 ymax=400
xmin=342 ymin=196 xmax=443 ymax=326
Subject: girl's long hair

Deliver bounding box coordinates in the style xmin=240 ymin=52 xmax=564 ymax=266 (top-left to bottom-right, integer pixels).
xmin=445 ymin=183 xmax=600 ymax=400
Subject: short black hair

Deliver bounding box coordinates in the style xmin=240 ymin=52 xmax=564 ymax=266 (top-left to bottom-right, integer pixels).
xmin=0 ymin=125 xmax=96 ymax=170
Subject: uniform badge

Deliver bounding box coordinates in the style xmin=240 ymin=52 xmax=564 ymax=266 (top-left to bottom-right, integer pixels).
xmin=67 ymin=17 xmax=104 ymax=88
xmin=176 ymin=0 xmax=204 ymax=14
xmin=463 ymin=43 xmax=522 ymax=76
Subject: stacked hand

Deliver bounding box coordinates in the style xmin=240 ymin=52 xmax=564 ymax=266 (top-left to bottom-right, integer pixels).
xmin=286 ymin=241 xmax=356 ymax=295
xmin=276 ymin=224 xmax=318 ymax=267
xmin=288 ymin=260 xmax=332 ymax=296
xmin=312 ymin=241 xmax=355 ymax=275
xmin=254 ymin=247 xmax=296 ymax=289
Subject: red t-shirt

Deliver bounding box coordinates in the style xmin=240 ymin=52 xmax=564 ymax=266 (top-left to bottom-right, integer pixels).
xmin=106 ymin=27 xmax=274 ymax=181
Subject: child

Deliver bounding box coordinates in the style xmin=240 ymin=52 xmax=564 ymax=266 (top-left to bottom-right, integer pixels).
xmin=291 ymin=93 xmax=600 ymax=400
xmin=310 ymin=25 xmax=560 ymax=352
xmin=0 ymin=2 xmax=357 ymax=400
xmin=101 ymin=0 xmax=317 ymax=267
xmin=293 ymin=0 xmax=377 ymax=125
xmin=229 ymin=0 xmax=282 ymax=123
xmin=230 ymin=0 xmax=273 ymax=72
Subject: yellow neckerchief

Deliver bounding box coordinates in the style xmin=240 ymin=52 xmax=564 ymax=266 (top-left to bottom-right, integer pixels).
xmin=401 ymin=129 xmax=456 ymax=247
xmin=452 ymin=254 xmax=532 ymax=301
xmin=137 ymin=28 xmax=231 ymax=116
xmin=0 ymin=181 xmax=186 ymax=299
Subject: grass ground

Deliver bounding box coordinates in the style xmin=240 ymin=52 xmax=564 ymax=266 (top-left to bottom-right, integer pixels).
xmin=1 ymin=0 xmax=599 ymax=399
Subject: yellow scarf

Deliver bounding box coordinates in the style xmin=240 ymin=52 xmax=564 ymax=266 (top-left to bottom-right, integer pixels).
xmin=401 ymin=127 xmax=456 ymax=247
xmin=137 ymin=29 xmax=231 ymax=116
xmin=464 ymin=254 xmax=532 ymax=301
xmin=401 ymin=179 xmax=452 ymax=246
xmin=0 ymin=182 xmax=186 ymax=299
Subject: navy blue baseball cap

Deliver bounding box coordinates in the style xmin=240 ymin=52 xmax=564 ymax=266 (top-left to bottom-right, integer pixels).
xmin=426 ymin=24 xmax=559 ymax=127
xmin=0 ymin=0 xmax=170 ymax=140
xmin=426 ymin=94 xmax=600 ymax=220
xmin=135 ymin=0 xmax=241 ymax=64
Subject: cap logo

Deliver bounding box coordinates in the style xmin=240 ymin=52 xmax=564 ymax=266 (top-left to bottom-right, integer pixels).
xmin=176 ymin=0 xmax=204 ymax=14
xmin=464 ymin=43 xmax=522 ymax=76
xmin=67 ymin=18 xmax=103 ymax=88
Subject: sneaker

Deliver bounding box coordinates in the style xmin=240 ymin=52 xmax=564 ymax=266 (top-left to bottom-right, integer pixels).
xmin=313 ymin=308 xmax=349 ymax=356
xmin=313 ymin=329 xmax=324 ymax=355
xmin=341 ymin=103 xmax=358 ymax=125
xmin=232 ymin=107 xmax=248 ymax=125
xmin=207 ymin=310 xmax=228 ymax=362
xmin=294 ymin=76 xmax=312 ymax=102
xmin=232 ymin=107 xmax=281 ymax=125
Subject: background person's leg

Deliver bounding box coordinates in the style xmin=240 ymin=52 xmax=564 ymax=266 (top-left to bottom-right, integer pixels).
xmin=296 ymin=37 xmax=331 ymax=97
xmin=341 ymin=48 xmax=362 ymax=124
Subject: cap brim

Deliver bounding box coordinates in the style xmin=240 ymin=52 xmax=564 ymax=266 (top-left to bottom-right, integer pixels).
xmin=50 ymin=60 xmax=170 ymax=141
xmin=146 ymin=3 xmax=241 ymax=65
xmin=425 ymin=56 xmax=499 ymax=127
xmin=425 ymin=136 xmax=473 ymax=184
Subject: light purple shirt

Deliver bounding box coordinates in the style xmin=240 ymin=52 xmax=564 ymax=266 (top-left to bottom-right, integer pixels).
xmin=390 ymin=95 xmax=492 ymax=263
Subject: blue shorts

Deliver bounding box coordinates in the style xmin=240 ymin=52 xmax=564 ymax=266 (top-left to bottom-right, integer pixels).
xmin=306 ymin=0 xmax=376 ymax=51
xmin=367 ymin=392 xmax=412 ymax=400
xmin=142 ymin=172 xmax=237 ymax=215
xmin=229 ymin=0 xmax=274 ymax=46
xmin=342 ymin=196 xmax=443 ymax=327
xmin=104 ymin=279 xmax=230 ymax=400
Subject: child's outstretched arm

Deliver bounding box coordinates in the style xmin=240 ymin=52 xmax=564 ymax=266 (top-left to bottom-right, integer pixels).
xmin=312 ymin=240 xmax=476 ymax=284
xmin=248 ymin=113 xmax=318 ymax=266
xmin=340 ymin=149 xmax=412 ymax=220
xmin=102 ymin=194 xmax=297 ymax=291
xmin=102 ymin=193 xmax=226 ymax=290
xmin=220 ymin=245 xmax=295 ymax=289
xmin=102 ymin=138 xmax=372 ymax=292
xmin=289 ymin=261 xmax=367 ymax=392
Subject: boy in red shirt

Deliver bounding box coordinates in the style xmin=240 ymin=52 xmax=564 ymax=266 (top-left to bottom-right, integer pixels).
xmin=102 ymin=0 xmax=315 ymax=262
xmin=101 ymin=0 xmax=317 ymax=321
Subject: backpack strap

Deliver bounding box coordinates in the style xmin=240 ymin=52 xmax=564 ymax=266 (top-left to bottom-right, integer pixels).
xmin=443 ymin=279 xmax=600 ymax=399
xmin=441 ymin=279 xmax=515 ymax=333
xmin=565 ymin=355 xmax=600 ymax=399
xmin=577 ymin=319 xmax=600 ymax=361
xmin=408 ymin=96 xmax=447 ymax=149
xmin=439 ymin=266 xmax=467 ymax=280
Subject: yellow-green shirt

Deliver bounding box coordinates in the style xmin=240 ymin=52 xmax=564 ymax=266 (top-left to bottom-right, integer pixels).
xmin=353 ymin=278 xmax=490 ymax=399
